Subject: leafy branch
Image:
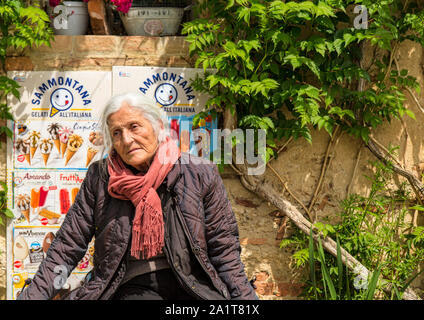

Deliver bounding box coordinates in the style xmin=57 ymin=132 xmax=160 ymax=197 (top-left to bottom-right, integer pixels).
xmin=183 ymin=0 xmax=424 ymax=299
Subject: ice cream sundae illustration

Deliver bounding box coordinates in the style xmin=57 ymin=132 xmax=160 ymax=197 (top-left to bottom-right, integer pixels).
xmin=39 ymin=138 xmax=53 ymax=166
xmin=15 ymin=138 xmax=31 ymax=165
xmin=58 ymin=126 xmax=73 ymax=158
xmin=15 ymin=194 xmax=31 ymax=223
xmin=47 ymin=123 xmax=62 ymax=153
xmin=28 ymin=131 xmax=41 ymax=159
xmin=64 ymin=133 xmax=83 ymax=166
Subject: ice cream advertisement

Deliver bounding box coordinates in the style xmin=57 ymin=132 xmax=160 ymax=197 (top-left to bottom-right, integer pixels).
xmin=12 ymin=171 xmax=86 ymax=226
xmin=6 ymin=71 xmax=110 ymax=300
xmin=12 ymin=227 xmax=94 ymax=273
xmin=14 ymin=120 xmax=102 ymax=169
xmin=11 ymin=229 xmax=94 ymax=300
xmin=6 ymin=69 xmax=216 ymax=300
xmin=13 ymin=227 xmax=60 ymax=272
xmin=113 ymin=66 xmax=218 ymax=158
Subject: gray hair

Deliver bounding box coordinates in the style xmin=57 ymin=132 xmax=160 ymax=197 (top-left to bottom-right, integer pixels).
xmin=98 ymin=92 xmax=170 ymax=178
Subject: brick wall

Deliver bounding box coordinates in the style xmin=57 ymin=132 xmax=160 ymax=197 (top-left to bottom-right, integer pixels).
xmin=2 ymin=35 xmax=302 ymax=300
xmin=6 ymin=36 xmax=193 ymax=71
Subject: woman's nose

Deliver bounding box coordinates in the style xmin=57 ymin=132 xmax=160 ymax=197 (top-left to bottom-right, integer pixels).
xmin=121 ymin=129 xmax=133 ymax=145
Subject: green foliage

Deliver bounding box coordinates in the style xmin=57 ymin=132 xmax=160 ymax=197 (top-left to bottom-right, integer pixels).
xmin=308 ymin=229 xmax=382 ymax=300
xmin=183 ymin=0 xmax=424 ymax=160
xmin=0 ymin=181 xmax=14 ymax=226
xmin=0 ymin=0 xmax=53 ymax=62
xmin=0 ymin=0 xmax=53 ymax=125
xmin=283 ymin=156 xmax=424 ymax=299
xmin=0 ymin=0 xmax=53 ymax=222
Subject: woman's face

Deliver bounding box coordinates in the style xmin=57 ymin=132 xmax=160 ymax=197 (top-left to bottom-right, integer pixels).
xmin=108 ymin=102 xmax=159 ymax=171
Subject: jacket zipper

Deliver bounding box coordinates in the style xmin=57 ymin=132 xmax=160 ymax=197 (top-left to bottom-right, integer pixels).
xmin=172 ymin=196 xmax=230 ymax=300
xmin=163 ymin=242 xmax=206 ymax=300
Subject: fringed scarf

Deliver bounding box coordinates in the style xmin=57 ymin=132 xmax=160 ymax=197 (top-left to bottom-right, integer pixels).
xmin=107 ymin=137 xmax=181 ymax=259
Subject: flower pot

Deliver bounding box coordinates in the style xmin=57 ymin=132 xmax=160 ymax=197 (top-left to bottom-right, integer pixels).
xmin=120 ymin=7 xmax=184 ymax=36
xmin=48 ymin=1 xmax=89 ymax=35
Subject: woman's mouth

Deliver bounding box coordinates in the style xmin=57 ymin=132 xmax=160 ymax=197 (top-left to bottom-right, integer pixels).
xmin=128 ymin=148 xmax=141 ymax=154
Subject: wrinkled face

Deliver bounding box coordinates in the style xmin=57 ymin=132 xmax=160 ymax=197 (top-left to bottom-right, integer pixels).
xmin=108 ymin=102 xmax=159 ymax=171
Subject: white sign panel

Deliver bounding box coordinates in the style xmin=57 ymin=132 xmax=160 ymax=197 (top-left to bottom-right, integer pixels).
xmin=6 ymin=71 xmax=111 ymax=300
xmin=112 ymin=66 xmax=217 ymax=157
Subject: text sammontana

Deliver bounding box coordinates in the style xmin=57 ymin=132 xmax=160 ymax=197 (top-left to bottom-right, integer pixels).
xmin=138 ymin=72 xmax=195 ymax=101
xmin=31 ymin=77 xmax=91 ymax=106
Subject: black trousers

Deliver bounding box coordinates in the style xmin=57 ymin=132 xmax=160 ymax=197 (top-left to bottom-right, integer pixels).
xmin=112 ymin=268 xmax=195 ymax=300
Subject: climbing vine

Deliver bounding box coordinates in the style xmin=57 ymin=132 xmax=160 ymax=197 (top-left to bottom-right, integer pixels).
xmin=183 ymin=0 xmax=424 ymax=152
xmin=182 ymin=0 xmax=424 ymax=299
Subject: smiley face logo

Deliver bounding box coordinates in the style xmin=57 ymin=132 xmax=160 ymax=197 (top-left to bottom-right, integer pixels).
xmin=49 ymin=88 xmax=74 ymax=117
xmin=154 ymin=83 xmax=178 ymax=106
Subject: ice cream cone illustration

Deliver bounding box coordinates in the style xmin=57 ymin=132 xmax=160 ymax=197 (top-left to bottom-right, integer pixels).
xmin=53 ymin=139 xmax=60 ymax=154
xmin=39 ymin=138 xmax=53 ymax=166
xmin=47 ymin=123 xmax=62 ymax=153
xmin=86 ymin=147 xmax=98 ymax=167
xmin=65 ymin=134 xmax=83 ymax=166
xmin=15 ymin=194 xmax=31 ymax=223
xmin=24 ymin=153 xmax=31 ymax=165
xmin=15 ymin=138 xmax=31 ymax=165
xmin=21 ymin=209 xmax=30 ymax=222
xmin=60 ymin=141 xmax=67 ymax=158
xmin=59 ymin=127 xmax=73 ymax=158
xmin=42 ymin=153 xmax=49 ymax=165
xmin=30 ymin=146 xmax=36 ymax=159
xmin=28 ymin=131 xmax=41 ymax=159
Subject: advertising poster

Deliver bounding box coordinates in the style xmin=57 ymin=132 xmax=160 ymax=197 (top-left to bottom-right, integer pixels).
xmin=112 ymin=66 xmax=218 ymax=158
xmin=6 ymin=67 xmax=215 ymax=299
xmin=6 ymin=71 xmax=111 ymax=300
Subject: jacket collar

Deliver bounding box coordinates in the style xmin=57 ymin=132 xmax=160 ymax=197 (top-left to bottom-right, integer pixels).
xmin=163 ymin=154 xmax=184 ymax=192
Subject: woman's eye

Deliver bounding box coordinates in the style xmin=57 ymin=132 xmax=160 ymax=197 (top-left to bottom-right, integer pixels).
xmin=131 ymin=124 xmax=140 ymax=130
xmin=113 ymin=131 xmax=120 ymax=137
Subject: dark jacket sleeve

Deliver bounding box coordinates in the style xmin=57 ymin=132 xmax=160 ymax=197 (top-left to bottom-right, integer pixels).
xmin=17 ymin=165 xmax=97 ymax=300
xmin=203 ymin=164 xmax=258 ymax=300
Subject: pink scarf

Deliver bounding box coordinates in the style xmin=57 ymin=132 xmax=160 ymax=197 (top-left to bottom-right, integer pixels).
xmin=107 ymin=137 xmax=181 ymax=259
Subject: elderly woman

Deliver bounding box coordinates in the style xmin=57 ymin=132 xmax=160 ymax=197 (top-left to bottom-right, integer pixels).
xmin=18 ymin=92 xmax=258 ymax=300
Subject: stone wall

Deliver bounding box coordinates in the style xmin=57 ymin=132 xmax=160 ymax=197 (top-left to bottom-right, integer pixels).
xmin=2 ymin=35 xmax=424 ymax=300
